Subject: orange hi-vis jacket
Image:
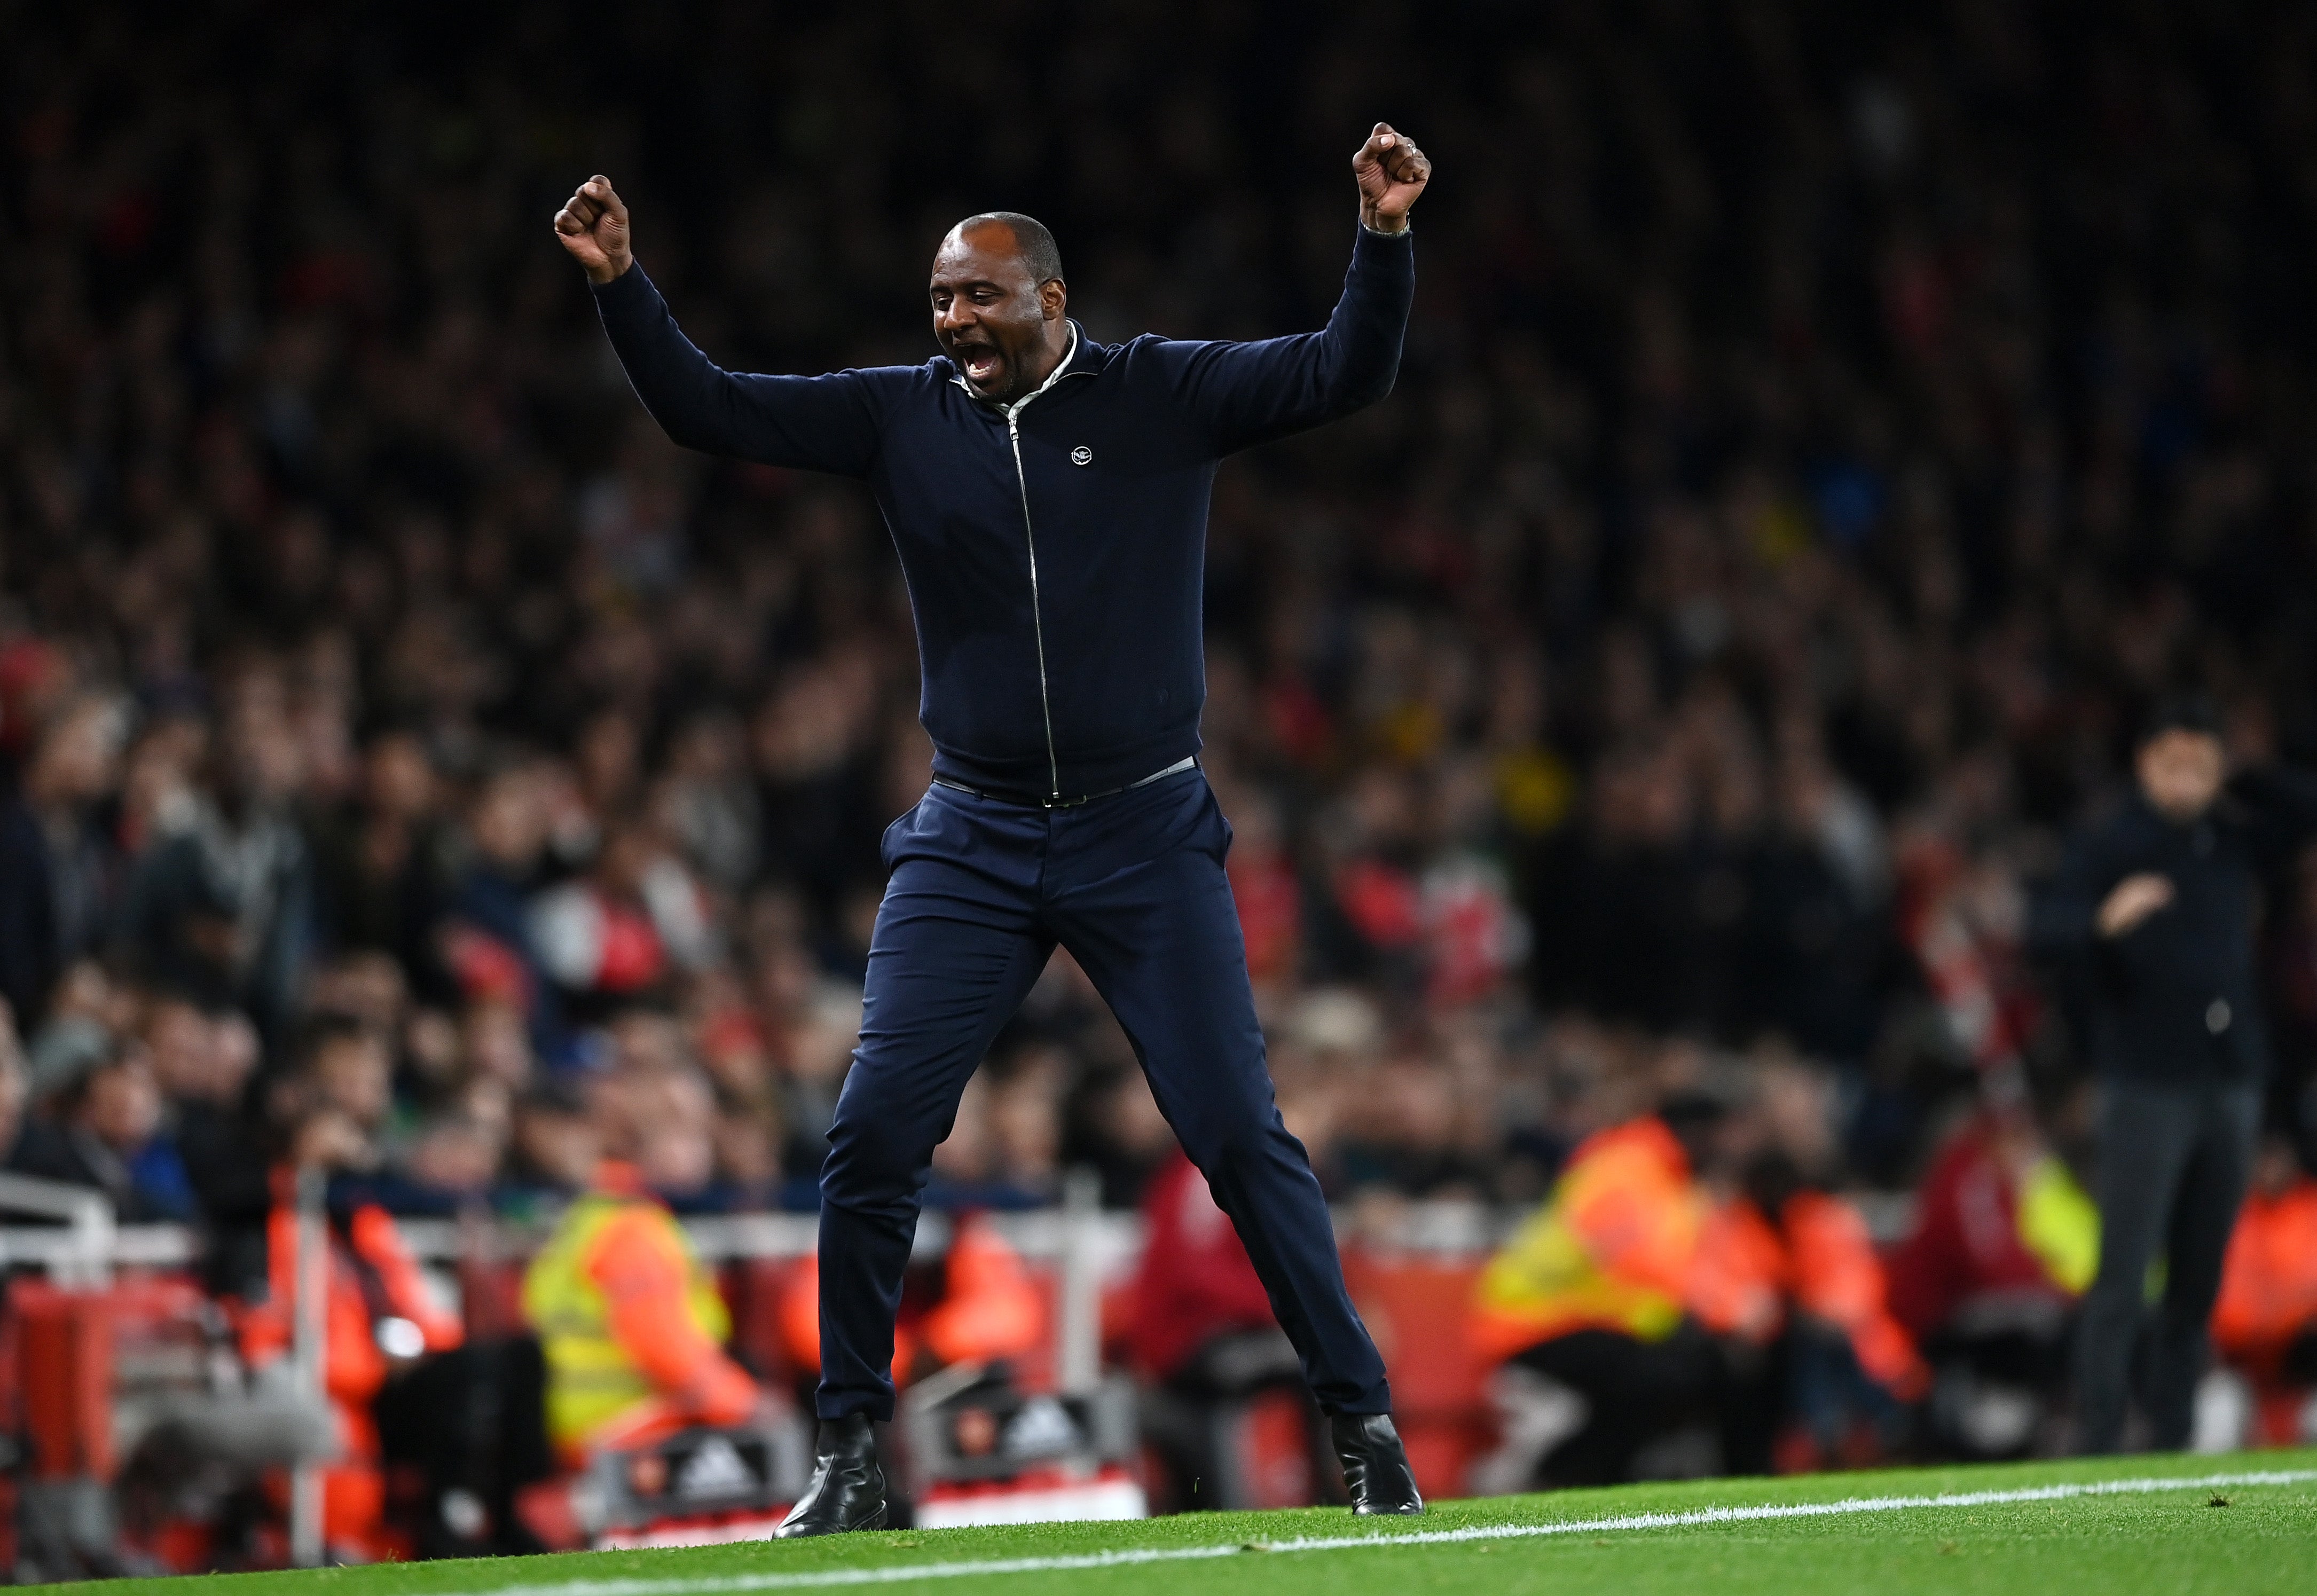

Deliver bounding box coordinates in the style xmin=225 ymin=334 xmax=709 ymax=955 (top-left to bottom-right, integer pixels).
xmin=780 ymin=1213 xmax=1044 ymax=1381
xmin=1696 ymin=1191 xmax=1929 ymax=1400
xmin=1471 ymin=1118 xmax=1706 ymax=1361
xmin=1690 ymin=1193 xmax=1786 ymax=1342
xmin=238 ymin=1174 xmax=465 ymax=1556
xmin=2213 ymin=1177 xmax=2317 ymax=1375
xmin=1472 ymin=1119 xmax=1927 ymax=1398
xmin=522 ymin=1161 xmax=759 ymax=1460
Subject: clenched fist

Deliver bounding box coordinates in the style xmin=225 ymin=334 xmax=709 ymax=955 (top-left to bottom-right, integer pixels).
xmin=555 ymin=175 xmax=633 ymax=285
xmin=1353 ymin=123 xmax=1431 ymax=234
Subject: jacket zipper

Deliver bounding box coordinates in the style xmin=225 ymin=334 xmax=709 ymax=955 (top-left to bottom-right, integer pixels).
xmin=962 ymin=326 xmax=1087 ymax=803
xmin=1004 ymin=407 xmax=1063 ymax=802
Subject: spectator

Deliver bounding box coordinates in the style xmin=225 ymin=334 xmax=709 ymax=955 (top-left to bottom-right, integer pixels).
xmin=296 ymin=1014 xmax=396 ymax=1150
xmin=528 ymin=818 xmax=716 ymax=1019
xmin=1467 ymin=1095 xmax=1769 ymax=1487
xmin=114 ymin=676 xmax=315 ymax=1040
xmin=444 ymin=760 xmax=558 ymax=1047
xmin=312 ymin=729 xmax=453 ymax=980
xmin=238 ymin=1103 xmax=467 ymax=1561
xmin=2212 ymin=1133 xmax=2317 ymax=1398
xmin=520 ymin=1077 xmax=763 ymax=1464
xmin=1126 ymin=1148 xmax=1315 ymax=1511
xmin=145 ymin=994 xmax=272 ymax=1291
xmin=1710 ymin=1149 xmax=1928 ymax=1471
xmin=10 ymin=1040 xmax=198 ymax=1222
xmin=499 ymin=1080 xmax=602 ymax=1222
xmin=0 ymin=694 xmax=127 ymax=1026
xmin=1885 ymin=1108 xmax=2099 ymax=1459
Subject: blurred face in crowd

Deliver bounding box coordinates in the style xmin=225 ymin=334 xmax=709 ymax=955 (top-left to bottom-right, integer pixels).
xmin=311 ymin=953 xmax=409 ymax=1036
xmin=1373 ymin=1058 xmax=1462 ymax=1155
xmin=364 ymin=732 xmax=437 ymax=822
xmin=120 ymin=716 xmax=205 ymax=839
xmin=576 ymin=710 xmax=641 ymax=814
xmin=80 ymin=1055 xmax=162 ymax=1152
xmin=929 ymin=222 xmax=1066 ymax=405
xmin=988 ymin=1068 xmax=1063 ymax=1189
xmin=32 ymin=696 xmax=125 ymax=808
xmin=470 ymin=767 xmax=546 ymax=872
xmin=144 ymin=999 xmax=214 ymax=1100
xmin=618 ymin=1056 xmax=717 ymax=1192
xmin=2136 ymin=728 xmax=2224 ymax=822
xmin=790 ymin=986 xmax=864 ymax=1086
xmin=610 ymin=1009 xmax=686 ymax=1075
xmin=637 ymin=1123 xmax=714 ymax=1193
xmin=407 ymin=1117 xmax=500 ymax=1194
xmin=312 ymin=1029 xmax=392 ymax=1129
xmin=222 ymin=675 xmax=304 ymax=805
xmin=713 ymin=1110 xmax=779 ymax=1190
xmin=462 ymin=1000 xmax=533 ymax=1088
xmin=595 ymin=822 xmax=659 ymax=898
xmin=515 ymin=1103 xmax=600 ymax=1190
xmin=0 ymin=1012 xmax=25 ymax=1154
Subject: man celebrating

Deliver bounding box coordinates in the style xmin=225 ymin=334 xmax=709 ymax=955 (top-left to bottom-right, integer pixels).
xmin=555 ymin=124 xmax=1431 ymax=1532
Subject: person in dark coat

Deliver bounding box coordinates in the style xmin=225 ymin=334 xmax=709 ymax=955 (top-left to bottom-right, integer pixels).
xmin=0 ymin=695 xmax=126 ymax=1027
xmin=2028 ymin=695 xmax=2317 ymax=1451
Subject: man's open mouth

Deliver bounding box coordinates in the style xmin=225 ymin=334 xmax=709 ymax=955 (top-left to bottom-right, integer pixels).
xmin=956 ymin=345 xmax=1002 ymax=385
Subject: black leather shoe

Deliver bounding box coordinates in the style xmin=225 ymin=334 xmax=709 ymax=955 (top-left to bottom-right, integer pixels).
xmin=1331 ymin=1412 xmax=1425 ymax=1515
xmin=775 ymin=1414 xmax=889 ymax=1537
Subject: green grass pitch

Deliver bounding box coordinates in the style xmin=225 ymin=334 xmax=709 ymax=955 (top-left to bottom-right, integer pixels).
xmin=62 ymin=1449 xmax=2317 ymax=1595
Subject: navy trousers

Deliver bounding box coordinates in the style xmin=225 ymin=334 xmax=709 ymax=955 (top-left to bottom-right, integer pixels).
xmin=814 ymin=770 xmax=1392 ymax=1422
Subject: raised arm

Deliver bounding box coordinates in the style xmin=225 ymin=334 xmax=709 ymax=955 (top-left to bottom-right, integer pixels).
xmin=555 ymin=176 xmax=886 ymax=477
xmin=1156 ymin=125 xmax=1428 ymax=455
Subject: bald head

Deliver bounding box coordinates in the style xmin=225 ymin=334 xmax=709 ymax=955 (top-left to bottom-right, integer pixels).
xmin=950 ymin=211 xmax=1064 ymax=287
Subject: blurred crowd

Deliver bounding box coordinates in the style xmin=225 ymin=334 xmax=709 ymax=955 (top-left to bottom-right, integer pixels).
xmin=4 ymin=0 xmax=2317 ymax=1475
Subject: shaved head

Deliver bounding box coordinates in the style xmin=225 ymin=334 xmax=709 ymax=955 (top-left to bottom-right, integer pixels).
xmin=951 ymin=211 xmax=1064 ymax=287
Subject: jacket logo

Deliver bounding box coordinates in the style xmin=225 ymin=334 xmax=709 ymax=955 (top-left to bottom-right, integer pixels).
xmin=1070 ymin=445 xmax=1093 ymax=466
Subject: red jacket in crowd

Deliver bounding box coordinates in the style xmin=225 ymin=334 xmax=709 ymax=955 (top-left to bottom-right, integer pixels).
xmin=1124 ymin=1151 xmax=1278 ymax=1382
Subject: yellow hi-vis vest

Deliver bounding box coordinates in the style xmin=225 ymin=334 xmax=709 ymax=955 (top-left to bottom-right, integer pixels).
xmin=1471 ymin=1120 xmax=1699 ymax=1358
xmin=522 ymin=1190 xmax=731 ymax=1450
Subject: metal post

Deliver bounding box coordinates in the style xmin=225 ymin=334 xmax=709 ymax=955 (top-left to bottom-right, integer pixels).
xmin=289 ymin=1165 xmax=329 ymax=1568
xmin=1056 ymin=1167 xmax=1101 ymax=1395
xmin=64 ymin=1190 xmax=114 ymax=1294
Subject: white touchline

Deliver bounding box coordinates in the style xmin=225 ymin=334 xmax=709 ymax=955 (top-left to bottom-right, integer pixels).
xmin=467 ymin=1468 xmax=2317 ymax=1596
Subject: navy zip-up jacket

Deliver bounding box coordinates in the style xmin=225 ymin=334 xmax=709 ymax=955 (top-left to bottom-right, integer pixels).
xmin=593 ymin=226 xmax=1415 ymax=801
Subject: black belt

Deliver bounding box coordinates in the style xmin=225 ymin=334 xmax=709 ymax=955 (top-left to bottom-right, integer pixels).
xmin=932 ymin=754 xmax=1199 ymax=810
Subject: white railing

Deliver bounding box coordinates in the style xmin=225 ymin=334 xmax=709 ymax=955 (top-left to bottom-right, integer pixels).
xmin=0 ymin=1173 xmax=122 ymax=1290
xmin=0 ymin=1192 xmax=1926 ymax=1305
xmin=0 ymin=1195 xmax=1925 ymax=1279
